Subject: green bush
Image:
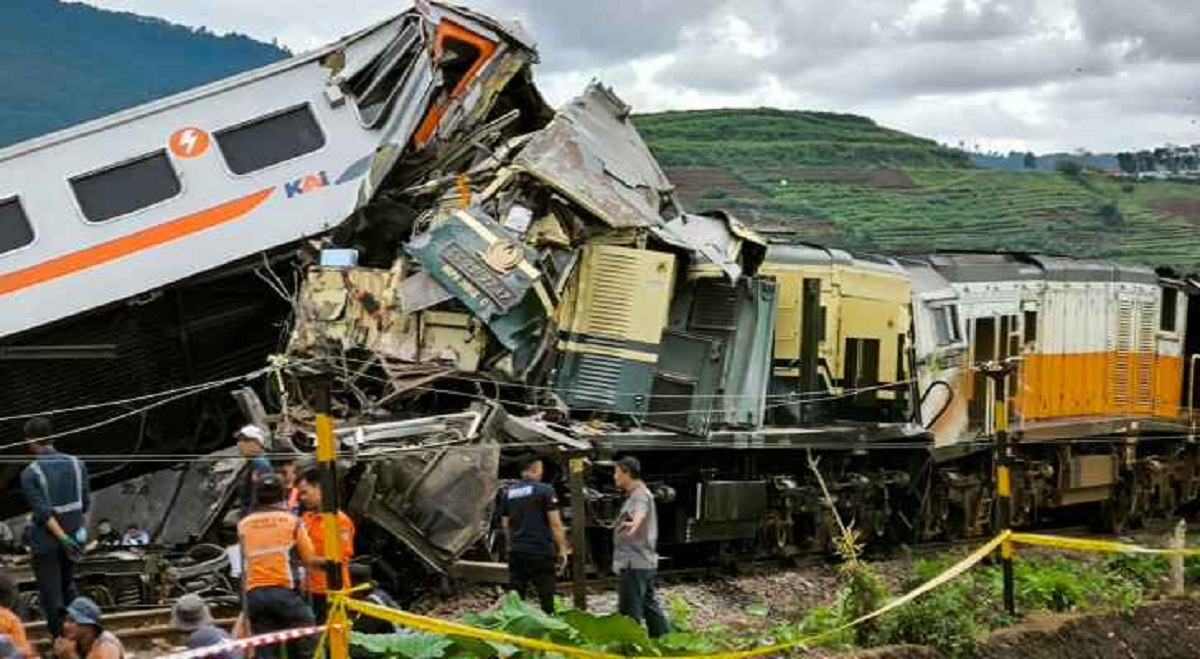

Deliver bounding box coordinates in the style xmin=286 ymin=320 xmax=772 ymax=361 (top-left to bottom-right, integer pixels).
xmin=665 ymin=594 xmax=695 ymax=633
xmin=350 ymin=593 xmax=724 ymax=658
xmin=1107 ymin=554 xmax=1169 ymax=590
xmin=1098 ymin=202 xmax=1124 ymax=227
xmin=878 ymin=580 xmax=979 ymax=659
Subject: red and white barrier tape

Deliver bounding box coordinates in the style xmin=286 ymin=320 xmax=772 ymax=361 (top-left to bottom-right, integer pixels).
xmin=159 ymin=625 xmax=329 ymax=659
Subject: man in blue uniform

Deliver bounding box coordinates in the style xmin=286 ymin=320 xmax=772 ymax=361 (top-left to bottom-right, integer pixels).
xmin=19 ymin=417 xmax=90 ymax=637
xmin=499 ymin=457 xmax=569 ymax=614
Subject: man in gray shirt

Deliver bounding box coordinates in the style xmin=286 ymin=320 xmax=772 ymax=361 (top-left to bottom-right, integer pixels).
xmin=612 ymin=456 xmax=669 ymax=637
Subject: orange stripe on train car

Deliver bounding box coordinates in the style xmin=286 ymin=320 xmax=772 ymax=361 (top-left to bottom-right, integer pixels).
xmin=1016 ymin=352 xmax=1185 ymax=421
xmin=413 ymin=20 xmax=498 ymax=148
xmin=0 ymin=187 xmax=274 ymax=296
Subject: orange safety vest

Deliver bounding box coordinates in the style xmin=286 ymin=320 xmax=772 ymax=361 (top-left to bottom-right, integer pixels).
xmin=0 ymin=607 xmax=30 ymax=657
xmin=237 ymin=508 xmax=313 ymax=592
xmin=301 ymin=510 xmax=355 ymax=594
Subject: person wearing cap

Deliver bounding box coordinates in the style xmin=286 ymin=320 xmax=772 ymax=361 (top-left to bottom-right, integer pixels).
xmin=235 ymin=425 xmax=275 ymax=519
xmin=297 ymin=467 xmax=355 ymax=620
xmin=52 ymin=596 xmax=123 ymax=659
xmin=238 ymin=473 xmax=326 ymax=659
xmin=19 ymin=417 xmax=90 ymax=638
xmin=170 ymin=594 xmax=241 ymax=659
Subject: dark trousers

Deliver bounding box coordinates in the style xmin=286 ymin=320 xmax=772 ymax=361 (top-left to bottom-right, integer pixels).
xmin=617 ymin=568 xmax=670 ymax=638
xmin=508 ymin=552 xmax=557 ymax=614
xmin=32 ymin=545 xmax=77 ymax=637
xmin=309 ymin=592 xmax=328 ymax=623
xmin=246 ymin=587 xmax=317 ymax=659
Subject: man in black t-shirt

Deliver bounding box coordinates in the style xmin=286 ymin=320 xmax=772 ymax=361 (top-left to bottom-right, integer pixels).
xmin=499 ymin=457 xmax=569 ymax=613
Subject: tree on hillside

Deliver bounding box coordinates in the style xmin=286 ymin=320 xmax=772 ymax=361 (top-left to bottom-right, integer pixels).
xmin=1137 ymin=151 xmax=1157 ymax=173
xmin=1055 ymin=159 xmax=1083 ymax=177
xmin=1023 ymin=152 xmax=1037 ymax=170
xmin=1116 ymin=152 xmax=1136 ymax=174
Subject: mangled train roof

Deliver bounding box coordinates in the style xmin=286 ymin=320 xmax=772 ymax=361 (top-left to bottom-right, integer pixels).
xmin=512 ymin=83 xmax=681 ymax=228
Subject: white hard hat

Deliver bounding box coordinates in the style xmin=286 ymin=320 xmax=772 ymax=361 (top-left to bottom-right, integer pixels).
xmin=235 ymin=424 xmax=266 ymax=443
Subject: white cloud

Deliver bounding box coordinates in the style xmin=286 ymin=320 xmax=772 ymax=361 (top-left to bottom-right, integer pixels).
xmin=80 ymin=0 xmax=1200 ymax=153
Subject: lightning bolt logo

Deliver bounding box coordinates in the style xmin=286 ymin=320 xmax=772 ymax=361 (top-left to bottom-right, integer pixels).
xmin=169 ymin=126 xmax=210 ymax=159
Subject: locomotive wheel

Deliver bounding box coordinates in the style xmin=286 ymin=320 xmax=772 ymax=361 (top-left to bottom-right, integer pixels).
xmin=1100 ymin=480 xmax=1139 ymax=533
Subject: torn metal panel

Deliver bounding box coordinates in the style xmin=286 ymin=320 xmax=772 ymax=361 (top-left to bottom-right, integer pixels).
xmin=418 ymin=311 xmax=489 ymax=372
xmin=345 ymin=1 xmax=543 ymax=203
xmin=329 ymin=411 xmax=485 ymax=449
xmin=405 ymin=206 xmax=552 ymax=365
xmin=348 ymin=444 xmax=500 ymax=573
xmin=4 ymin=449 xmax=242 ymax=548
xmin=651 ymin=211 xmax=769 ymax=281
xmin=291 ymin=265 xmax=420 ymax=362
xmin=513 ymin=83 xmax=680 ymax=228
xmin=396 ymin=270 xmax=454 ymax=314
xmin=472 ymin=402 xmax=591 ymax=454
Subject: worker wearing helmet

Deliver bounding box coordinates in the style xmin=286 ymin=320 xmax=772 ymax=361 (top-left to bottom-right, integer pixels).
xmin=237 ymin=473 xmax=328 ymax=659
xmin=234 ymin=425 xmax=274 ymax=519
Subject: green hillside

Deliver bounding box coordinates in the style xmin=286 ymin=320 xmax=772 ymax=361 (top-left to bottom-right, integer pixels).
xmin=636 ymin=110 xmax=1200 ymax=271
xmin=0 ymin=0 xmax=288 ymax=148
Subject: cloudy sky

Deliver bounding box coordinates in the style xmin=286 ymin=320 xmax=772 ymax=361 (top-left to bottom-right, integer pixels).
xmin=82 ymin=0 xmax=1200 ymax=153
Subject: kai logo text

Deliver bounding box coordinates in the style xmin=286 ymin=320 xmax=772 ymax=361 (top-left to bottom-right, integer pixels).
xmin=284 ymin=171 xmax=330 ymax=198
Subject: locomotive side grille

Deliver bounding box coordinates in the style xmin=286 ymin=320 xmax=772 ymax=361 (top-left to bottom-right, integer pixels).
xmin=1111 ymin=298 xmax=1134 ymax=407
xmin=570 ymin=354 xmax=624 ymax=406
xmin=689 ymin=280 xmax=739 ymax=331
xmin=1136 ymin=299 xmax=1156 ymax=408
xmin=582 ymin=251 xmax=640 ymax=338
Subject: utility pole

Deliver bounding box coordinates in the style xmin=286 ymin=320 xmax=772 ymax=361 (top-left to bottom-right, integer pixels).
xmin=567 ymin=456 xmax=589 ymax=610
xmin=982 ymin=359 xmax=1017 ymax=617
xmin=313 ymin=377 xmax=349 ymax=659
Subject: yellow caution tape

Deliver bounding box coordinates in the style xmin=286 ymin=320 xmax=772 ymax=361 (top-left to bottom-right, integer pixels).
xmin=327 ymin=529 xmax=1200 ymax=657
xmin=331 ymin=532 xmax=1009 ymax=659
xmin=1011 ymin=532 xmax=1200 ymax=556
xmin=339 ymin=597 xmax=623 ymax=659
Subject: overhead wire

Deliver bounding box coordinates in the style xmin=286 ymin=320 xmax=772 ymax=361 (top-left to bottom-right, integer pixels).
xmin=0 ymin=361 xmax=308 ymax=452
xmin=309 ymin=354 xmax=916 ymax=400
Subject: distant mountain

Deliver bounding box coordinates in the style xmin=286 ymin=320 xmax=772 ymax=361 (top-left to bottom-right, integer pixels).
xmin=0 ymin=0 xmax=288 ymax=148
xmin=971 ymin=152 xmax=1120 ymax=173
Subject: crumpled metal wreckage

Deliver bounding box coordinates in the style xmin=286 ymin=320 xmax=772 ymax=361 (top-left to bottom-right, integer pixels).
xmin=0 ymin=2 xmax=766 ymax=598
xmin=283 ymin=79 xmax=767 ymax=575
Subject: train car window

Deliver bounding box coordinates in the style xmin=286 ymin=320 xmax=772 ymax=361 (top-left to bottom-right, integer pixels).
xmin=71 ymin=150 xmax=181 ymax=223
xmin=0 ymin=197 xmax=34 ymax=253
xmin=1023 ymin=310 xmax=1038 ymax=343
xmin=1161 ymin=288 xmax=1178 ymax=332
xmin=347 ymin=21 xmax=420 ymax=127
xmin=215 ymin=104 xmax=325 ymax=175
xmin=932 ymin=306 xmax=962 ymax=346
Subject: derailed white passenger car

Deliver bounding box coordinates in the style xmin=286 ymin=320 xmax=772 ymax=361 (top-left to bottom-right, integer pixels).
xmin=0 ymin=1 xmax=537 ymax=338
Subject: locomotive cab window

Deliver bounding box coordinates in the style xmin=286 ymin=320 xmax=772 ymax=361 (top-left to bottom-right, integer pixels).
xmin=71 ymin=150 xmax=181 ymax=223
xmin=1161 ymin=288 xmax=1178 ymax=332
xmin=932 ymin=305 xmax=962 ymax=346
xmin=0 ymin=197 xmax=34 ymax=253
xmin=215 ymin=104 xmax=325 ymax=175
xmin=1023 ymin=310 xmax=1038 ymax=344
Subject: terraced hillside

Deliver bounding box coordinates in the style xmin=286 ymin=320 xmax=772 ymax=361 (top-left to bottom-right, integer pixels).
xmin=635 ymin=110 xmax=1200 ymax=271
